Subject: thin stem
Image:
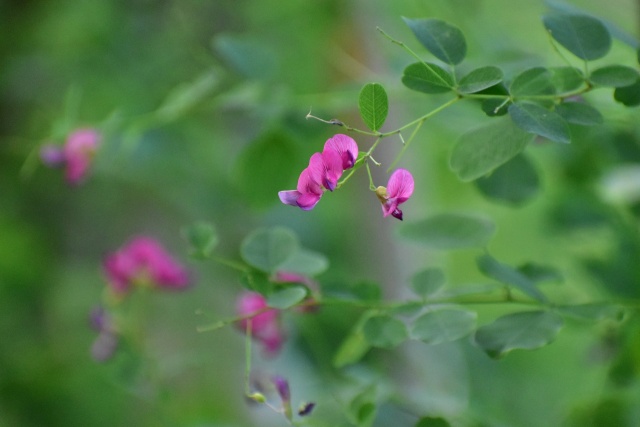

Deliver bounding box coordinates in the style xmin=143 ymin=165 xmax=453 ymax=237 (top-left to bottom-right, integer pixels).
xmin=365 ymin=162 xmax=376 ymax=190
xmin=387 ymin=119 xmax=424 ymax=172
xmin=244 ymin=319 xmax=252 ymax=395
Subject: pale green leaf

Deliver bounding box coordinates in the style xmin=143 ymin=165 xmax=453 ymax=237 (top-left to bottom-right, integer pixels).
xmin=240 ymin=227 xmax=299 ymax=273
xmin=411 ymin=309 xmax=477 ymax=344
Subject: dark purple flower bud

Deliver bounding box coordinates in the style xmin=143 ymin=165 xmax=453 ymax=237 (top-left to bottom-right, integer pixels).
xmin=272 ymin=375 xmax=290 ymax=403
xmin=298 ymin=402 xmax=316 ymax=416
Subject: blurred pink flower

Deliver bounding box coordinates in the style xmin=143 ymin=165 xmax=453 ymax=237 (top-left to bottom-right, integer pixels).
xmin=40 ymin=128 xmax=101 ymax=185
xmin=236 ymin=292 xmax=284 ymax=356
xmin=103 ymin=236 xmax=190 ymax=295
xmin=375 ymin=168 xmax=414 ymax=221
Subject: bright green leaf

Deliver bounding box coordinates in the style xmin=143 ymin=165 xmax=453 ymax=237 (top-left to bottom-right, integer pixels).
xmin=276 ymin=248 xmax=329 ymax=277
xmin=555 ymin=102 xmax=603 ymax=126
xmin=509 ymin=67 xmax=555 ymax=96
xmin=589 ymin=65 xmax=639 ymax=87
xmin=402 ymin=17 xmax=467 ymax=65
xmin=399 ymin=213 xmax=496 ymax=249
xmin=542 ymin=13 xmax=611 ymax=60
xmin=474 ymin=310 xmax=564 ymax=358
xmin=362 ymin=315 xmax=408 ymax=349
xmin=475 ymin=153 xmax=540 ymax=205
xmin=181 ymin=221 xmax=218 ymax=259
xmin=415 ymin=417 xmax=453 ymax=427
xmin=240 ymin=227 xmax=299 ymax=273
xmin=457 ymin=66 xmax=504 ymax=94
xmin=358 ymin=83 xmax=389 ymax=132
xmin=450 ymin=116 xmax=535 ymax=181
xmin=411 ymin=267 xmax=446 ymax=297
xmin=509 ymin=101 xmax=571 ymax=144
xmin=549 ymin=66 xmax=585 ymax=92
xmin=614 ymin=80 xmax=640 ymax=106
xmin=266 ymin=286 xmax=307 ymax=309
xmin=411 ymin=309 xmax=477 ymax=344
xmin=402 ymin=62 xmax=455 ymax=94
xmin=477 ymin=254 xmax=547 ymax=302
xmin=556 ymin=303 xmax=623 ymax=321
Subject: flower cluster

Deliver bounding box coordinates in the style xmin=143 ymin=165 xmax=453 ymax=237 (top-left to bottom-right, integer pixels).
xmin=236 ymin=292 xmax=284 ymax=356
xmin=278 ymin=134 xmax=358 ymax=210
xmin=40 ymin=128 xmax=101 ymax=186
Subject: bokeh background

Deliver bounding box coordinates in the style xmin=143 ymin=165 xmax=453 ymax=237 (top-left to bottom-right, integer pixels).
xmin=2 ymin=0 xmax=640 ymax=426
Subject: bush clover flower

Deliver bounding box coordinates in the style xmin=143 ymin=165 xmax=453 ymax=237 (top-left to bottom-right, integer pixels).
xmin=40 ymin=128 xmax=101 ymax=185
xmin=375 ymin=168 xmax=414 ymax=221
xmin=236 ymin=292 xmax=284 ymax=356
xmin=323 ymin=134 xmax=358 ymax=169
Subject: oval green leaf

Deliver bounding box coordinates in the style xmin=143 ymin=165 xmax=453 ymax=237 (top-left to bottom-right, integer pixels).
xmin=276 ymin=248 xmax=329 ymax=277
xmin=474 ymin=310 xmax=564 ymax=358
xmin=411 ymin=309 xmax=477 ymax=344
xmin=362 ymin=315 xmax=408 ymax=349
xmin=358 ymin=83 xmax=389 ymax=132
xmin=457 ymin=66 xmax=504 ymax=94
xmin=402 ymin=17 xmax=467 ymax=65
xmin=240 ymin=226 xmax=299 ymax=273
xmin=399 ymin=213 xmax=496 ymax=249
xmin=475 ymin=153 xmax=540 ymax=205
xmin=614 ymin=80 xmax=640 ymax=106
xmin=509 ymin=67 xmax=555 ymax=97
xmin=477 ymin=254 xmax=547 ymax=302
xmin=542 ymin=13 xmax=611 ymax=60
xmin=554 ymin=102 xmax=603 ymax=126
xmin=181 ymin=221 xmax=218 ymax=259
xmin=589 ymin=65 xmax=639 ymax=88
xmin=411 ymin=267 xmax=446 ymax=298
xmin=509 ymin=101 xmax=570 ymax=144
xmin=266 ymin=286 xmax=307 ymax=309
xmin=450 ymin=116 xmax=535 ymax=181
xmin=549 ymin=66 xmax=585 ymax=92
xmin=402 ymin=62 xmax=454 ymax=94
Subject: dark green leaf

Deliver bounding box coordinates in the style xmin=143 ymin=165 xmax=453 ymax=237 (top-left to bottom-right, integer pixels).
xmin=549 ymin=66 xmax=585 ymax=92
xmin=181 ymin=221 xmax=218 ymax=259
xmin=481 ymin=98 xmax=511 ymax=117
xmin=399 ymin=213 xmax=496 ymax=249
xmin=411 ymin=267 xmax=446 ymax=297
xmin=509 ymin=101 xmax=570 ymax=143
xmin=240 ymin=226 xmax=299 ymax=273
xmin=411 ymin=309 xmax=477 ymax=344
xmin=402 ymin=62 xmax=455 ymax=94
xmin=241 ymin=272 xmax=273 ymax=295
xmin=362 ymin=315 xmax=408 ymax=349
xmin=614 ymin=80 xmax=640 ymax=106
xmin=351 ymin=282 xmax=383 ymax=302
xmin=474 ymin=310 xmax=564 ymax=358
xmin=457 ymin=66 xmax=504 ymax=94
xmin=450 ymin=116 xmax=534 ymax=181
xmin=589 ymin=65 xmax=639 ymax=87
xmin=475 ymin=153 xmax=540 ymax=205
xmin=276 ymin=248 xmax=328 ymax=277
xmin=415 ymin=417 xmax=453 ymax=427
xmin=358 ymin=83 xmax=389 ymax=132
xmin=555 ymin=102 xmax=603 ymax=126
xmin=542 ymin=13 xmax=611 ymax=60
xmin=517 ymin=263 xmax=563 ymax=284
xmin=266 ymin=286 xmax=307 ymax=309
xmin=477 ymin=254 xmax=547 ymax=302
xmin=402 ymin=17 xmax=467 ymax=65
xmin=509 ymin=67 xmax=555 ymax=96
xmin=556 ymin=303 xmax=623 ymax=321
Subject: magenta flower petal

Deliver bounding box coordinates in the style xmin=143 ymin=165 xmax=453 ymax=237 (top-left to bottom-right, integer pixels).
xmin=324 ymin=134 xmax=359 ymax=169
xmin=63 ymin=128 xmax=101 ymax=185
xmin=278 ymin=190 xmax=302 ymax=207
xmin=378 ymin=169 xmax=414 ymax=221
xmin=236 ymin=292 xmax=285 ymax=356
xmin=308 ymin=151 xmax=343 ymax=192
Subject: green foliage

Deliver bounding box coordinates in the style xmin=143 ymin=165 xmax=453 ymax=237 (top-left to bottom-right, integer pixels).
xmin=614 ymin=80 xmax=640 ymax=106
xmin=554 ymin=102 xmax=603 ymax=126
xmin=542 ymin=13 xmax=612 ymax=60
xmin=509 ymin=67 xmax=555 ymax=97
xmin=474 ymin=311 xmax=564 ymax=358
xmin=457 ymin=66 xmax=504 ymax=94
xmin=474 ymin=153 xmax=540 ymax=205
xmin=555 ymin=303 xmax=623 ymax=321
xmin=358 ymin=83 xmax=389 ymax=132
xmin=415 ymin=417 xmax=452 ymax=427
xmin=411 ymin=309 xmax=476 ymax=344
xmin=476 ymin=254 xmax=547 ymax=302
xmin=266 ymin=286 xmax=308 ymax=309
xmin=508 ymin=101 xmax=570 ymax=144
xmin=181 ymin=221 xmax=218 ymax=259
xmin=348 ymin=386 xmax=378 ymax=427
xmin=402 ymin=62 xmax=455 ymax=93
xmin=362 ymin=314 xmax=408 ymax=348
xmin=549 ymin=66 xmax=585 ymax=92
xmin=240 ymin=226 xmax=299 ymax=273
xmin=276 ymin=248 xmax=329 ymax=276
xmin=411 ymin=267 xmax=446 ymax=298
xmin=589 ymin=65 xmax=639 ymax=88
xmin=402 ymin=17 xmax=467 ymax=65
xmin=399 ymin=213 xmax=496 ymax=249
xmin=333 ymin=311 xmax=374 ymax=368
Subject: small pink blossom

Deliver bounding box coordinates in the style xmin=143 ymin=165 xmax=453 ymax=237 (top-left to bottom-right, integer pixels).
xmin=308 ymin=150 xmax=343 ymax=192
xmin=323 ymin=134 xmax=358 ymax=169
xmin=375 ymin=168 xmax=414 ymax=221
xmin=103 ymin=236 xmax=190 ymax=295
xmin=236 ymin=292 xmax=284 ymax=356
xmin=41 ymin=128 xmax=100 ymax=185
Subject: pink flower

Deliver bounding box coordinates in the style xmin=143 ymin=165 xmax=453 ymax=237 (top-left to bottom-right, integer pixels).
xmin=323 ymin=134 xmax=358 ymax=169
xmin=103 ymin=236 xmax=190 ymax=295
xmin=308 ymin=150 xmax=343 ymax=192
xmin=279 ymin=168 xmax=324 ymax=210
xmin=375 ymin=169 xmax=414 ymax=221
xmin=236 ymin=292 xmax=284 ymax=356
xmin=40 ymin=128 xmax=101 ymax=185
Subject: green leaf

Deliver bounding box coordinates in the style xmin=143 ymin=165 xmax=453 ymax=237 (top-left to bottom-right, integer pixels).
xmin=589 ymin=65 xmax=639 ymax=87
xmin=358 ymin=83 xmax=389 ymax=132
xmin=542 ymin=13 xmax=611 ymax=60
xmin=362 ymin=315 xmax=408 ymax=349
xmin=614 ymin=80 xmax=640 ymax=106
xmin=555 ymin=303 xmax=623 ymax=321
xmin=415 ymin=417 xmax=453 ymax=427
xmin=411 ymin=267 xmax=446 ymax=298
xmin=276 ymin=248 xmax=328 ymax=277
xmin=475 ymin=153 xmax=539 ymax=205
xmin=457 ymin=66 xmax=504 ymax=94
xmin=549 ymin=66 xmax=585 ymax=92
xmin=240 ymin=227 xmax=299 ymax=273
xmin=402 ymin=62 xmax=455 ymax=94
xmin=509 ymin=67 xmax=555 ymax=96
xmin=474 ymin=311 xmax=564 ymax=358
xmin=351 ymin=282 xmax=383 ymax=302
xmin=399 ymin=213 xmax=496 ymax=249
xmin=266 ymin=286 xmax=307 ymax=309
xmin=509 ymin=101 xmax=571 ymax=144
xmin=402 ymin=17 xmax=467 ymax=65
xmin=333 ymin=311 xmax=375 ymax=368
xmin=181 ymin=221 xmax=218 ymax=259
xmin=518 ymin=263 xmax=563 ymax=284
xmin=554 ymin=102 xmax=603 ymax=126
xmin=476 ymin=254 xmax=547 ymax=302
xmin=411 ymin=309 xmax=477 ymax=344
xmin=240 ymin=272 xmax=273 ymax=295
xmin=450 ymin=116 xmax=535 ymax=181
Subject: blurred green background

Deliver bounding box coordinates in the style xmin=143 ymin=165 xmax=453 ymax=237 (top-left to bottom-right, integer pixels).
xmin=2 ymin=0 xmax=640 ymax=426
